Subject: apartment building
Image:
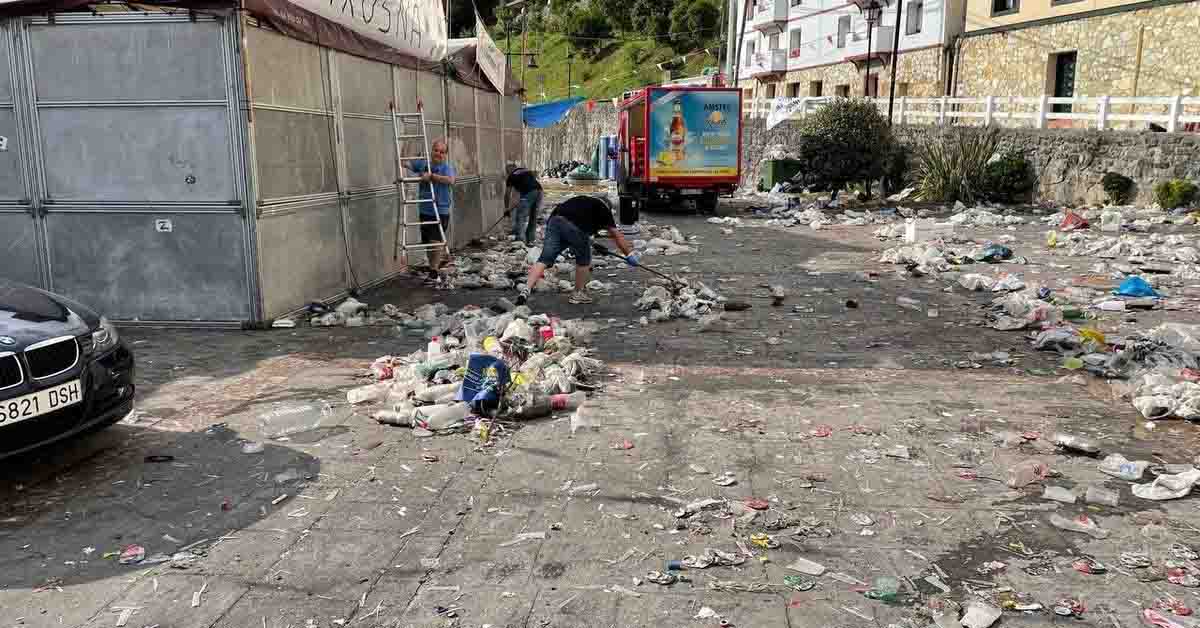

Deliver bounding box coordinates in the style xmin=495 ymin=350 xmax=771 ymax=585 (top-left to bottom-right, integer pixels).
xmin=725 ymin=0 xmax=967 ymax=102
xmin=954 ymin=0 xmax=1199 ymax=99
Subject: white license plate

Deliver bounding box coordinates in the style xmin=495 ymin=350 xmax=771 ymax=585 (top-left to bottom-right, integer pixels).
xmin=0 ymin=380 xmax=83 ymax=426
xmin=680 ymin=189 xmax=703 ymax=196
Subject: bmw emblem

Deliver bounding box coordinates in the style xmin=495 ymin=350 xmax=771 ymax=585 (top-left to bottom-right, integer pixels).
xmin=0 ymin=336 xmax=14 ymax=346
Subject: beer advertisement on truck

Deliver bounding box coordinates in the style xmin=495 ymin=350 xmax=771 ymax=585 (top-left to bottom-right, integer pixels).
xmin=646 ymin=89 xmax=740 ymax=179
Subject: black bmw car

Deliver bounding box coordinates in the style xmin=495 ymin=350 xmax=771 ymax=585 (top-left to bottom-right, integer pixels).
xmin=0 ymin=280 xmax=135 ymax=460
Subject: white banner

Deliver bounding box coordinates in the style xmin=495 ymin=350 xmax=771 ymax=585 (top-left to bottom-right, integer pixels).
xmin=475 ymin=11 xmax=507 ymax=93
xmin=291 ymin=0 xmax=448 ymax=62
xmin=766 ymin=97 xmax=807 ymax=130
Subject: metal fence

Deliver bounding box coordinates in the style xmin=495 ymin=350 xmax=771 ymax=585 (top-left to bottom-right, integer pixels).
xmin=744 ymin=95 xmax=1200 ymax=131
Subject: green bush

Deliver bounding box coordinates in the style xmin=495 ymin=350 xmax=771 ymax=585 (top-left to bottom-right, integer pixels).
xmin=914 ymin=127 xmax=1000 ymax=203
xmin=981 ymin=151 xmax=1035 ymax=203
xmin=669 ymin=0 xmax=721 ymax=52
xmin=1155 ymin=179 xmax=1198 ymax=210
xmin=881 ymin=143 xmax=910 ymax=197
xmin=1101 ymin=172 xmax=1135 ymax=206
xmin=565 ymin=5 xmax=613 ymax=55
xmin=791 ymin=98 xmax=894 ymax=197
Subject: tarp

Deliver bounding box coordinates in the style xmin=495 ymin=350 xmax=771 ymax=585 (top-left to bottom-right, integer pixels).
xmin=523 ymin=97 xmax=584 ymax=128
xmin=0 ymin=0 xmax=517 ymax=95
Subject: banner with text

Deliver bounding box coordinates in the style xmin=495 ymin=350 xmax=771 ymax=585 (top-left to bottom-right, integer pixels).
xmin=766 ymin=97 xmax=807 ymax=130
xmin=475 ymin=11 xmax=506 ymax=93
xmin=289 ymin=0 xmax=448 ymax=62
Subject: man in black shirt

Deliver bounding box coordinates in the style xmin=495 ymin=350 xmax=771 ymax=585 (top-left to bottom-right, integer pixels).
xmin=505 ymin=164 xmax=543 ymax=245
xmin=517 ymin=194 xmax=638 ymax=306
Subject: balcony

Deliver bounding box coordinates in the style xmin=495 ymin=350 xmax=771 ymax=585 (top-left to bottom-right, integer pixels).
xmin=751 ymin=0 xmax=788 ymax=35
xmin=746 ymin=49 xmax=788 ymax=78
xmin=843 ymin=25 xmax=894 ymax=65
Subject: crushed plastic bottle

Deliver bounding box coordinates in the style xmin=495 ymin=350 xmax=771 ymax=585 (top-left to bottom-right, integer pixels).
xmin=1006 ymin=460 xmax=1049 ymax=488
xmin=1042 ymin=485 xmax=1077 ymax=504
xmin=1054 ymin=433 xmax=1100 ymax=455
xmin=412 ymin=402 xmax=470 ymax=431
xmin=1049 ymin=513 xmax=1109 ymax=539
xmin=257 ymin=400 xmax=349 ymax=439
xmin=515 ymin=392 xmax=586 ymax=420
xmin=1133 ymin=469 xmax=1200 ymax=501
xmin=347 ymin=381 xmax=391 ymax=405
xmin=1084 ymin=485 xmax=1119 ymax=507
xmin=864 ymin=576 xmax=900 ymax=602
xmin=896 ymin=296 xmax=923 ymax=311
xmin=1098 ymin=454 xmax=1150 ymax=481
xmin=415 ymin=382 xmax=460 ymax=403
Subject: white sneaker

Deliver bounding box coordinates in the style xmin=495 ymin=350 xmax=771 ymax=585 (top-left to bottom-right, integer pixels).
xmin=620 ymin=224 xmax=640 ymax=236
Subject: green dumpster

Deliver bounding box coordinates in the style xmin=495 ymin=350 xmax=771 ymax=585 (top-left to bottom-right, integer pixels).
xmin=759 ymin=159 xmax=803 ymax=192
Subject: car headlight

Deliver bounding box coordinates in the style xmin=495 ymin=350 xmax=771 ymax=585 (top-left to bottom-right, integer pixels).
xmin=92 ymin=316 xmax=119 ymax=353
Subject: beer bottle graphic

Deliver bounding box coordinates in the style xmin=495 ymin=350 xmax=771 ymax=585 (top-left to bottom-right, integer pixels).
xmin=668 ymin=100 xmax=687 ymax=162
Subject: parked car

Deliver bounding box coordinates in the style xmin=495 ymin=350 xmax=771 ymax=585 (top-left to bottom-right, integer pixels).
xmin=0 ymin=280 xmax=135 ymax=460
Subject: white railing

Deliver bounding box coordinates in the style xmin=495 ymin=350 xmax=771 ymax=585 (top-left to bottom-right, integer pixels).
xmin=742 ymin=94 xmax=1200 ymax=131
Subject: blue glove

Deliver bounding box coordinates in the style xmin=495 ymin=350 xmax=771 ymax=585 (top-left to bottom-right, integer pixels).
xmin=625 ymin=253 xmax=640 ymax=267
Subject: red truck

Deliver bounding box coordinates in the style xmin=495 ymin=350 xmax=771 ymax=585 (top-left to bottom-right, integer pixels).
xmin=615 ymin=86 xmax=743 ymax=221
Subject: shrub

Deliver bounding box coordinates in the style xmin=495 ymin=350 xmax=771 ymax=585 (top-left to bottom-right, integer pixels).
xmin=1155 ymin=179 xmax=1198 ymax=210
xmin=981 ymin=151 xmax=1035 ymax=203
xmin=669 ymin=0 xmax=721 ymax=52
xmin=1101 ymin=172 xmax=1136 ymax=206
xmin=881 ymin=142 xmax=910 ymax=197
xmin=914 ymin=127 xmax=1001 ymax=203
xmin=565 ymin=5 xmax=613 ymax=55
xmin=791 ymin=98 xmax=893 ymax=197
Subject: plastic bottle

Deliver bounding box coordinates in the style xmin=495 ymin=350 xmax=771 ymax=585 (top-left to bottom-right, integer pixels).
xmin=1062 ymin=357 xmax=1084 ymax=370
xmin=416 ymin=382 xmax=460 ymax=403
xmin=1098 ymin=454 xmax=1150 ymax=481
xmin=1099 ymin=300 xmax=1126 ymax=312
xmin=864 ymin=576 xmax=900 ymax=602
xmin=520 ymin=353 xmax=554 ymax=380
xmin=347 ymin=382 xmax=391 ymax=405
xmin=1054 ymin=433 xmax=1100 ymax=454
xmin=1005 ymin=460 xmax=1049 ymax=488
xmin=257 ymin=400 xmax=349 ymax=439
xmin=515 ymin=392 xmax=587 ymax=419
xmin=570 ymin=405 xmax=598 ymax=435
xmin=896 ymin=296 xmax=922 ymax=311
xmin=1049 ymin=513 xmax=1109 ymax=539
xmin=1085 ymin=485 xmax=1119 ymax=507
xmin=427 ymin=336 xmax=443 ymax=357
xmin=483 ymin=336 xmax=503 ymax=357
xmin=412 ymin=402 xmax=469 ymax=430
xmin=1042 ymin=485 xmax=1077 ymax=504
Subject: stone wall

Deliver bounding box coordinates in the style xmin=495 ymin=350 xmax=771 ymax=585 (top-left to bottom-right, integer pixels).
xmin=738 ymin=46 xmax=946 ymax=100
xmin=741 ymin=116 xmax=1200 ymax=204
xmin=523 ymin=102 xmax=619 ymax=172
xmin=956 ymin=2 xmax=1200 ymax=99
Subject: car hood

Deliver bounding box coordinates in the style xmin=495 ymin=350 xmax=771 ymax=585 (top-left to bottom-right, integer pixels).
xmin=0 ymin=280 xmax=98 ymax=351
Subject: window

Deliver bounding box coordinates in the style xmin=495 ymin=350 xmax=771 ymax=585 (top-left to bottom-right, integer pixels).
xmin=992 ymin=0 xmax=1019 ymax=15
xmin=866 ymin=75 xmax=879 ymax=97
xmin=765 ymin=83 xmax=778 ymax=99
xmin=809 ymin=80 xmax=823 ymax=96
xmin=789 ymin=28 xmax=802 ymax=56
xmin=836 ymin=15 xmax=851 ymax=48
xmin=836 ymin=84 xmax=850 ymax=98
xmin=768 ymin=33 xmax=781 ymax=50
xmin=787 ymin=82 xmax=801 ymax=97
xmin=744 ymin=40 xmax=756 ymax=67
xmin=896 ymin=82 xmax=910 ymax=97
xmin=905 ymin=1 xmax=923 ymax=34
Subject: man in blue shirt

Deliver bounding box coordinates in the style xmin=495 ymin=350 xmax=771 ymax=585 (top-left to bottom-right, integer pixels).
xmin=406 ymin=139 xmax=456 ymax=281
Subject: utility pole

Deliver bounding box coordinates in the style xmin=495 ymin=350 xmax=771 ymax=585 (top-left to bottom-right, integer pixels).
xmin=521 ymin=5 xmax=529 ymax=102
xmin=567 ymin=55 xmax=572 ymax=98
xmin=886 ymin=0 xmax=903 ymax=124
xmin=732 ymin=0 xmax=750 ymax=85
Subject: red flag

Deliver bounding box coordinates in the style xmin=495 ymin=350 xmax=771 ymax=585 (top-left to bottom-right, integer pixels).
xmin=586 ymin=100 xmax=596 ymax=112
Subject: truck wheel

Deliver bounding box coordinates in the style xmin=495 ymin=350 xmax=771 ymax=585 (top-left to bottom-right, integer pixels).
xmin=698 ymin=192 xmax=719 ymax=215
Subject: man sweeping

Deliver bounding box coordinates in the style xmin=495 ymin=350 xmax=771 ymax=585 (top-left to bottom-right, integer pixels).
xmin=505 ymin=163 xmax=543 ymax=246
xmin=516 ymin=194 xmax=638 ymax=306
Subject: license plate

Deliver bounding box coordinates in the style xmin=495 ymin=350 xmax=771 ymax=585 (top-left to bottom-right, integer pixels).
xmin=0 ymin=380 xmax=83 ymax=426
xmin=681 ymin=189 xmax=703 ymax=196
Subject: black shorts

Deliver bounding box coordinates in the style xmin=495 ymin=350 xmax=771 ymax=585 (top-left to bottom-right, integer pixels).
xmin=420 ymin=214 xmax=450 ymax=245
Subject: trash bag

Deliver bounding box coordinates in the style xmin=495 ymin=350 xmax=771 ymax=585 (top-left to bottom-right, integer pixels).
xmin=1115 ymin=276 xmax=1160 ymax=298
xmin=1059 ymin=212 xmax=1090 ymax=231
xmin=978 ymin=244 xmax=1013 ymax=263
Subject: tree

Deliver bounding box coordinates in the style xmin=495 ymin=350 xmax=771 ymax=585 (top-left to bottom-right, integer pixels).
xmin=792 ymin=98 xmax=895 ymax=197
xmin=669 ymin=0 xmax=721 ymax=52
xmin=565 ymin=4 xmax=614 ymax=55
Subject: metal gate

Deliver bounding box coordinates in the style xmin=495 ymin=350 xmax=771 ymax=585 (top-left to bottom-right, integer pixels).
xmin=2 ymin=12 xmax=254 ymax=323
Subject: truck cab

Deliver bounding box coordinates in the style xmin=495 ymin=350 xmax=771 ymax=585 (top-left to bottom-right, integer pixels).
xmin=616 ymin=86 xmax=742 ymax=219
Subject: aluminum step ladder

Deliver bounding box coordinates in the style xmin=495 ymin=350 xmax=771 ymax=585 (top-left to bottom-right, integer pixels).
xmin=391 ymin=101 xmax=452 ymax=269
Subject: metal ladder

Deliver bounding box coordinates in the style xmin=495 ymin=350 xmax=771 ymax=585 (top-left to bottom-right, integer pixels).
xmin=391 ymin=101 xmax=451 ymax=268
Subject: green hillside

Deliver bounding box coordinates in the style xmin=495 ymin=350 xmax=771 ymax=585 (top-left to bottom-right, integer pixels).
xmin=501 ymin=31 xmax=721 ymax=104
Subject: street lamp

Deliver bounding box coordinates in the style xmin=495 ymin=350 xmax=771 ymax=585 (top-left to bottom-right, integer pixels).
xmin=854 ymin=0 xmax=884 ymax=97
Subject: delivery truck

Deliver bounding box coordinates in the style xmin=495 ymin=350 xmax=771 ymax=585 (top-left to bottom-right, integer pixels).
xmin=615 ymin=86 xmax=743 ymax=222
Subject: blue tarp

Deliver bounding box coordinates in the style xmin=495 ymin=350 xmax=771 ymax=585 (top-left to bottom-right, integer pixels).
xmin=523 ymin=97 xmax=585 ymax=128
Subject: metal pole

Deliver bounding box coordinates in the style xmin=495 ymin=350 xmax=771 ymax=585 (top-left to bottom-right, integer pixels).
xmin=567 ymin=55 xmax=572 ymax=98
xmin=864 ymin=23 xmax=873 ymax=96
xmin=732 ymin=0 xmax=750 ymax=85
xmin=521 ymin=6 xmax=529 ymax=102
xmin=886 ymin=0 xmax=903 ymax=124
xmin=1130 ymin=24 xmax=1144 ymax=123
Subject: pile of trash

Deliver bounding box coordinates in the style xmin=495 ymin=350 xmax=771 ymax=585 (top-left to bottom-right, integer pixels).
xmin=344 ymin=302 xmax=608 ymax=436
xmin=542 ymin=160 xmax=586 ymax=179
xmin=1051 ymin=230 xmax=1200 ymax=266
xmin=636 ymin=279 xmax=724 ymax=324
xmin=948 ymin=203 xmax=1029 ymax=228
xmin=629 ymin=224 xmax=698 ymax=256
xmin=1043 ymin=204 xmax=1197 ymax=231
xmin=879 ymin=241 xmax=1016 ymax=276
